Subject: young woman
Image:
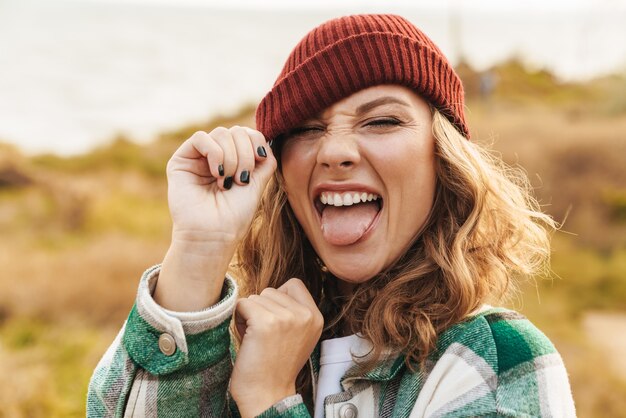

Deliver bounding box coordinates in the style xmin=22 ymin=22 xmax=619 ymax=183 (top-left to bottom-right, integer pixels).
xmin=88 ymin=14 xmax=576 ymax=417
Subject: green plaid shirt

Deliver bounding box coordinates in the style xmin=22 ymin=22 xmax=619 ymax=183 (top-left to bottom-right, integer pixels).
xmin=87 ymin=266 xmax=576 ymax=417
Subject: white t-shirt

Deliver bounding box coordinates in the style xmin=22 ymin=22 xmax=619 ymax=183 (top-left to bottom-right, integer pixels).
xmin=314 ymin=334 xmax=372 ymax=418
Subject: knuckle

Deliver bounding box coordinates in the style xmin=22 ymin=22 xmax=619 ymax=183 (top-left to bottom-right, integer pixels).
xmin=307 ymin=309 xmax=324 ymax=329
xmin=166 ymin=154 xmax=184 ymax=174
xmin=259 ymin=287 xmax=275 ymax=297
xmin=234 ymin=299 xmax=247 ymax=313
xmin=299 ymin=308 xmax=313 ymax=323
xmin=281 ymin=313 xmax=296 ymax=329
xmin=189 ymin=130 xmax=206 ymax=140
xmin=314 ymin=312 xmax=324 ymax=329
xmin=210 ymin=126 xmax=229 ymax=138
xmin=230 ymin=125 xmax=245 ymax=135
xmin=263 ymin=315 xmax=277 ymax=330
xmin=287 ymin=277 xmax=304 ymax=288
xmin=245 ymin=127 xmax=265 ymax=141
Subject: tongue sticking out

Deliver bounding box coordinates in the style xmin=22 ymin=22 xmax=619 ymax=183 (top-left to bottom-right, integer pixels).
xmin=321 ymin=201 xmax=380 ymax=246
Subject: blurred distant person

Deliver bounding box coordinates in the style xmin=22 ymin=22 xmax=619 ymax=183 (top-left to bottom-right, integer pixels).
xmin=88 ymin=14 xmax=576 ymax=417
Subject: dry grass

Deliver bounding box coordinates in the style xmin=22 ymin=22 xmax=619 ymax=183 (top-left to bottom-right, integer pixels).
xmin=468 ymin=101 xmax=626 ymax=249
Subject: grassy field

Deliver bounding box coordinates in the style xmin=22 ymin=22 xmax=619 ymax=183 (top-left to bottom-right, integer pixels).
xmin=1 ymin=62 xmax=625 ymax=416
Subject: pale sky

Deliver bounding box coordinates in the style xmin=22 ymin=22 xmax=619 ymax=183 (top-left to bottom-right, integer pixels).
xmin=2 ymin=0 xmax=625 ymax=155
xmin=82 ymin=0 xmax=626 ymax=11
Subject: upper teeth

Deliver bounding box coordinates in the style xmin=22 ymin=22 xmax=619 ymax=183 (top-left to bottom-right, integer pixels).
xmin=319 ymin=191 xmax=380 ymax=207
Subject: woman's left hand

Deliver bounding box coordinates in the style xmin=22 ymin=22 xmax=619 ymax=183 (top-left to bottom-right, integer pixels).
xmin=230 ymin=278 xmax=324 ymax=417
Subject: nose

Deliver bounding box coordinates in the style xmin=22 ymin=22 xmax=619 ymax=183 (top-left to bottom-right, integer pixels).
xmin=316 ymin=132 xmax=361 ymax=170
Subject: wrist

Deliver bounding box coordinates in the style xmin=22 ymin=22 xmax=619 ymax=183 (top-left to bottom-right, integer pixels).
xmin=154 ymin=238 xmax=235 ymax=311
xmin=170 ymin=228 xmax=238 ymax=253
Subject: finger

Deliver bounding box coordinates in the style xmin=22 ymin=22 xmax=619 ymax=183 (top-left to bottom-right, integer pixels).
xmin=247 ymin=295 xmax=294 ymax=323
xmin=277 ymin=278 xmax=319 ymax=313
xmin=171 ymin=158 xmax=215 ymax=184
xmin=260 ymin=287 xmax=305 ymax=312
xmin=233 ymin=300 xmax=257 ymax=340
xmin=247 ymin=139 xmax=278 ymax=189
xmin=235 ymin=296 xmax=272 ymax=322
xmin=244 ymin=127 xmax=270 ymax=162
xmin=186 ymin=158 xmax=213 ymax=177
xmin=234 ymin=309 xmax=247 ymax=340
xmin=173 ymin=131 xmax=209 ymax=159
xmin=170 ymin=131 xmax=224 ymax=180
xmin=236 ymin=296 xmax=294 ymax=336
xmin=235 ymin=298 xmax=265 ymax=338
xmin=231 ymin=126 xmax=255 ymax=186
xmin=168 ymin=155 xmax=213 ymax=179
xmin=209 ymin=127 xmax=238 ymax=189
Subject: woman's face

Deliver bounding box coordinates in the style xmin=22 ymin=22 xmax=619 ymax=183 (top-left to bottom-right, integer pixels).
xmin=280 ymin=85 xmax=436 ymax=285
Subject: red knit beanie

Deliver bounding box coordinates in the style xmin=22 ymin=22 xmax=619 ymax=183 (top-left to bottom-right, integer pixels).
xmin=256 ymin=14 xmax=469 ymax=144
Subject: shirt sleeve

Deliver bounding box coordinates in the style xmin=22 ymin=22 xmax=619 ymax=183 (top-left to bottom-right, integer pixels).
xmin=409 ymin=310 xmax=577 ymax=418
xmin=87 ymin=264 xmax=239 ymax=417
xmin=495 ymin=351 xmax=577 ymax=417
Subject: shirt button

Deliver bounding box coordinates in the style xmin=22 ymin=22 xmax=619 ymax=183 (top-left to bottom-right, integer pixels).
xmin=158 ymin=333 xmax=176 ymax=356
xmin=338 ymin=403 xmax=358 ymax=418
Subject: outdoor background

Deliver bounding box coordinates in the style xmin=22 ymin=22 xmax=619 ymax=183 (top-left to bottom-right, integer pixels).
xmin=1 ymin=0 xmax=625 ymax=416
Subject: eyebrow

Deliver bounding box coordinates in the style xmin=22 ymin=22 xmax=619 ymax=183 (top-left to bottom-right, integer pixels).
xmin=355 ymin=96 xmax=411 ymax=115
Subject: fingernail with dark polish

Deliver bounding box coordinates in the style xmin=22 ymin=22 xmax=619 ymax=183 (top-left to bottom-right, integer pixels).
xmin=224 ymin=176 xmax=233 ymax=190
xmin=218 ymin=164 xmax=224 ymax=176
xmin=240 ymin=170 xmax=250 ymax=184
xmin=257 ymin=146 xmax=267 ymax=158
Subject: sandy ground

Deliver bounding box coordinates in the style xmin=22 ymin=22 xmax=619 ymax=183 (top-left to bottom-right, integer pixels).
xmin=583 ymin=311 xmax=626 ymax=380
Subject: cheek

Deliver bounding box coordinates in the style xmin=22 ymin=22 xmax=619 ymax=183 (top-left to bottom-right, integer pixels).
xmin=378 ymin=139 xmax=437 ymax=221
xmin=377 ymin=138 xmax=435 ymax=182
xmin=280 ymin=147 xmax=314 ymax=217
xmin=280 ymin=143 xmax=314 ymax=182
xmin=280 ymin=149 xmax=305 ymax=190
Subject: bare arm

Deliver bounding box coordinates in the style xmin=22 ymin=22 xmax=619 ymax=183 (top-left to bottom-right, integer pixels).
xmin=154 ymin=126 xmax=276 ymax=311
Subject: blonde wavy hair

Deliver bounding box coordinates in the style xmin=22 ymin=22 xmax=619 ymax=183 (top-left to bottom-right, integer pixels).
xmin=233 ymin=108 xmax=555 ymax=393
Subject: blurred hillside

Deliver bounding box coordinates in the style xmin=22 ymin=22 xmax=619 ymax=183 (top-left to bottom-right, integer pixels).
xmin=1 ymin=61 xmax=625 ymax=417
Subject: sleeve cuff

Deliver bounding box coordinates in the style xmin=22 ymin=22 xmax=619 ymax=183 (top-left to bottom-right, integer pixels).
xmin=123 ymin=264 xmax=238 ymax=375
xmin=256 ymin=394 xmax=309 ymax=417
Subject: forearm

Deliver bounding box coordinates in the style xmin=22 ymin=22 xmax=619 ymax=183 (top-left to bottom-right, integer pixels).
xmin=89 ymin=265 xmax=240 ymax=417
xmin=155 ymin=235 xmax=237 ymax=311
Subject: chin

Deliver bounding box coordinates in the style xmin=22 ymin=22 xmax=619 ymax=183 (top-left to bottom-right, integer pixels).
xmin=312 ymin=238 xmax=391 ymax=285
xmin=323 ymin=258 xmax=382 ymax=284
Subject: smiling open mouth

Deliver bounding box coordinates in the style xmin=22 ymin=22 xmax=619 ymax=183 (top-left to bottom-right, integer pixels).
xmin=315 ymin=191 xmax=383 ymax=246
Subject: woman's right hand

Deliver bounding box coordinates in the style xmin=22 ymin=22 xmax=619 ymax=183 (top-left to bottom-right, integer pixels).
xmin=167 ymin=126 xmax=276 ymax=243
xmin=154 ymin=126 xmax=277 ymax=311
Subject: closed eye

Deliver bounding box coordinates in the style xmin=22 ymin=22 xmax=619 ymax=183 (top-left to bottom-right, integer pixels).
xmin=365 ymin=117 xmax=402 ymax=127
xmin=287 ymin=125 xmax=325 ymax=138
